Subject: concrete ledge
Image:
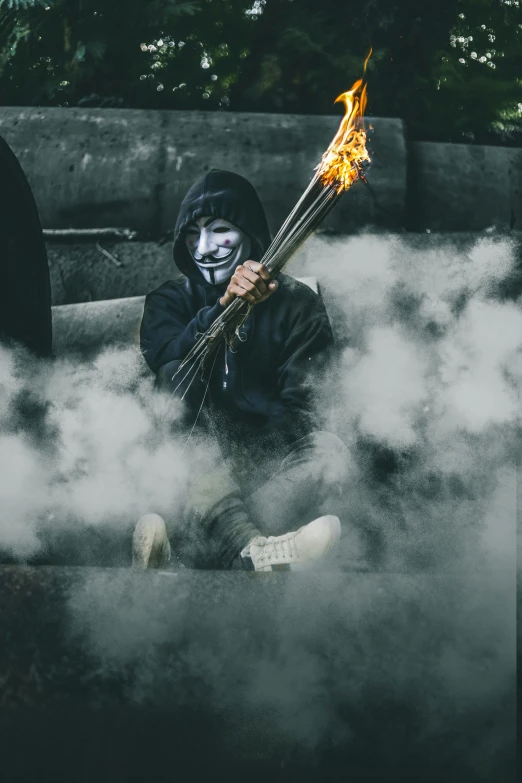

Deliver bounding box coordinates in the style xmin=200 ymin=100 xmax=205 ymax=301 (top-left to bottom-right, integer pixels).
xmin=52 ymin=295 xmax=146 ymax=354
xmin=0 ymin=108 xmax=165 ymax=234
xmin=410 ymin=142 xmax=522 ymax=232
xmin=0 ymin=107 xmax=407 ymax=234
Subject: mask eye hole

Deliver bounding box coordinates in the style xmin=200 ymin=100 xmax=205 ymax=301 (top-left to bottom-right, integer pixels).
xmin=213 ymin=227 xmax=231 ymax=233
xmin=185 ymin=228 xmax=199 ymax=236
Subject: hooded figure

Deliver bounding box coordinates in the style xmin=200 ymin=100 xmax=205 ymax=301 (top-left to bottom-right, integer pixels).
xmin=141 ymin=170 xmax=333 ymax=454
xmin=137 ymin=170 xmax=349 ymax=572
xmin=0 ymin=135 xmax=52 ymax=357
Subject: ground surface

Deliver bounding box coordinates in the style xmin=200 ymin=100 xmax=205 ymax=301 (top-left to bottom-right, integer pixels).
xmin=0 ymin=565 xmax=515 ymax=783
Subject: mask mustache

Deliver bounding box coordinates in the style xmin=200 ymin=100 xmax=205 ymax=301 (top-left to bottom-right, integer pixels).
xmin=193 ymin=247 xmax=235 ymax=264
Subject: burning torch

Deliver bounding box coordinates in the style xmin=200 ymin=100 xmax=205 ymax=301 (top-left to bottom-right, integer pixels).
xmin=174 ymin=50 xmax=372 ymax=396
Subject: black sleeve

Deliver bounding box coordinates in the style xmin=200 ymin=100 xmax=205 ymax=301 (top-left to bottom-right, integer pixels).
xmin=271 ymin=291 xmax=334 ymax=439
xmin=140 ymin=285 xmax=224 ymax=373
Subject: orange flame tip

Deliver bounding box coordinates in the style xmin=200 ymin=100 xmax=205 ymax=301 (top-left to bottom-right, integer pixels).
xmin=316 ymin=50 xmax=372 ymax=193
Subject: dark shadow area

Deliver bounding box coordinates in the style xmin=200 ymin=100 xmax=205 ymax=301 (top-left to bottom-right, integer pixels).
xmin=0 ymin=566 xmax=515 ymax=783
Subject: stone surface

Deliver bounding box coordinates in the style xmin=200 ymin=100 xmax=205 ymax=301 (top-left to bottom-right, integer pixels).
xmin=52 ymin=295 xmax=146 ymax=355
xmin=160 ymin=112 xmax=407 ymax=234
xmin=0 ymin=565 xmax=514 ymax=782
xmin=46 ymin=239 xmax=180 ymax=305
xmin=0 ymin=107 xmax=407 ymax=235
xmin=0 ymin=108 xmax=165 ymax=234
xmin=410 ymin=142 xmax=522 ymax=232
xmin=1 ymin=107 xmax=520 ymax=239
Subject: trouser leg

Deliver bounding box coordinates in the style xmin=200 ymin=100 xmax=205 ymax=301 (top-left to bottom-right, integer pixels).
xmin=177 ymin=437 xmax=260 ymax=569
xmin=154 ymin=362 xmax=259 ymax=568
xmin=244 ymin=431 xmax=351 ymax=537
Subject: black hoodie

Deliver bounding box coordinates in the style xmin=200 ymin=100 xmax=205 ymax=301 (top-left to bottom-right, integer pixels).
xmin=140 ymin=170 xmax=333 ymax=457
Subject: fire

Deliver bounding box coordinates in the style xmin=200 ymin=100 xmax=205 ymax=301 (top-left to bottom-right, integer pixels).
xmin=317 ymin=49 xmax=372 ymax=193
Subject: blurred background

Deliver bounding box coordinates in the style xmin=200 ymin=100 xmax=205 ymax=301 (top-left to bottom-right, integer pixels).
xmin=0 ymin=0 xmax=520 ymax=146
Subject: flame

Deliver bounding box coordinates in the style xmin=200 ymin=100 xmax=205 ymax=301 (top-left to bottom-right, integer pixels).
xmin=316 ymin=48 xmax=372 ymax=193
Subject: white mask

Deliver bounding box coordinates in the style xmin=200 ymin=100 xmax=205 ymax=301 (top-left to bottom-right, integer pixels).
xmin=185 ymin=216 xmax=251 ymax=285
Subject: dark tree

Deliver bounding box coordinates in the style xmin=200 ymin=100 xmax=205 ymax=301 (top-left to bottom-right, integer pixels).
xmin=0 ymin=0 xmax=520 ymax=144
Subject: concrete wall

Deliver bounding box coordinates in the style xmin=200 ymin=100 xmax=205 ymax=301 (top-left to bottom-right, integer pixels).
xmin=0 ymin=108 xmax=165 ymax=235
xmin=0 ymin=107 xmax=407 ymax=236
xmin=410 ymin=142 xmax=522 ymax=232
xmin=1 ymin=106 xmax=519 ymax=237
xmin=1 ymin=106 xmax=520 ymax=313
xmin=47 ymin=240 xmax=179 ymax=305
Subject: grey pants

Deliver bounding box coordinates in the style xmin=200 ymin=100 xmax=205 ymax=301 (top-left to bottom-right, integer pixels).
xmin=175 ymin=431 xmax=351 ymax=569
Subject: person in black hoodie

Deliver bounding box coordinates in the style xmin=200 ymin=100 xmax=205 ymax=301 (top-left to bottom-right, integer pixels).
xmin=136 ymin=170 xmax=350 ymax=572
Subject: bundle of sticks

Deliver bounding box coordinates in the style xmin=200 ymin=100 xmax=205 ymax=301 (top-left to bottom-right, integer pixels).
xmin=175 ymin=53 xmax=372 ymax=394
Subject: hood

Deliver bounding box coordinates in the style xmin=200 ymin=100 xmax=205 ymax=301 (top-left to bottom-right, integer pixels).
xmin=172 ymin=169 xmax=271 ymax=289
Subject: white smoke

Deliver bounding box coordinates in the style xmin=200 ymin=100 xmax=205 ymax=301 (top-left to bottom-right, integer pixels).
xmin=295 ymin=231 xmax=520 ymax=571
xmin=0 ymin=344 xmax=189 ymax=560
xmin=0 ymin=231 xmax=519 ymax=571
xmin=340 ymin=325 xmax=429 ymax=448
xmin=1 ymin=231 xmax=517 ymax=774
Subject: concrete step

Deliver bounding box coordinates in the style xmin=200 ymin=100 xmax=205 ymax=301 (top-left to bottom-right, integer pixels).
xmin=0 ymin=565 xmax=513 ymax=782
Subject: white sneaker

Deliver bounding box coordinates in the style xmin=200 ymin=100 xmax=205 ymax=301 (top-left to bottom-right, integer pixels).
xmin=132 ymin=513 xmax=171 ymax=569
xmin=240 ymin=515 xmax=341 ymax=572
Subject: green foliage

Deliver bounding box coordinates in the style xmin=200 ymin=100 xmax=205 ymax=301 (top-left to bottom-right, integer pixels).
xmin=230 ymin=0 xmax=521 ymax=144
xmin=0 ymin=1 xmax=51 ymax=8
xmin=0 ymin=0 xmax=520 ymax=144
xmin=433 ymin=0 xmax=522 ymax=142
xmin=0 ymin=0 xmax=259 ymax=109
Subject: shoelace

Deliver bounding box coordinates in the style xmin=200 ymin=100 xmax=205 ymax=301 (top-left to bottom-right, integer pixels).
xmin=261 ymin=532 xmax=295 ymax=562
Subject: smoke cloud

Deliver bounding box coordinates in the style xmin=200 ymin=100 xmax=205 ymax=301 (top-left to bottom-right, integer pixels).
xmin=0 ymin=343 xmax=189 ymax=562
xmin=0 ymin=232 xmax=518 ymax=776
xmin=295 ymin=231 xmax=520 ymax=572
xmin=0 ymin=231 xmax=519 ymax=568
